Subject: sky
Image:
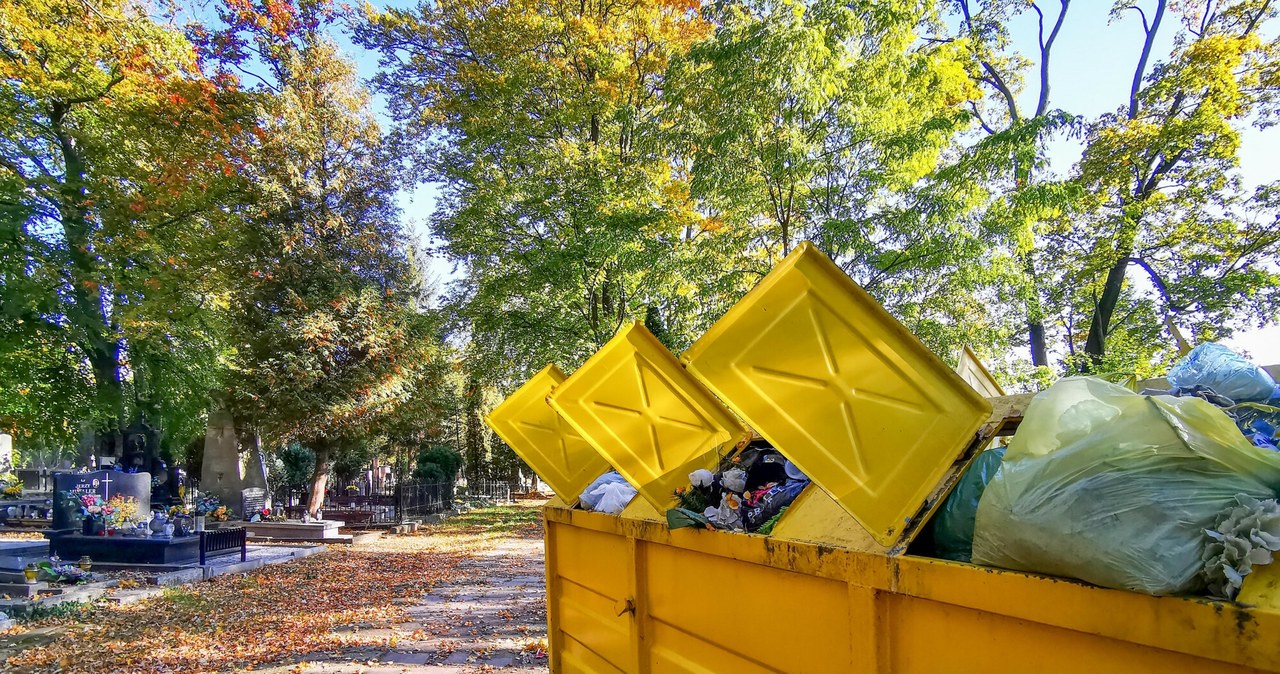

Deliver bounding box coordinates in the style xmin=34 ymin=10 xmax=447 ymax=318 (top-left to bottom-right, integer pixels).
xmin=335 ymin=2 xmax=1280 ymax=365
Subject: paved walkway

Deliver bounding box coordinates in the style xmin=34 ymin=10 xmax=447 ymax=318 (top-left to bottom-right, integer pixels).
xmin=260 ymin=531 xmax=549 ymax=674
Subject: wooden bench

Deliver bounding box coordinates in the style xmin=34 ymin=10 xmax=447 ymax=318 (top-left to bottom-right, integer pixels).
xmin=199 ymin=527 xmax=247 ymax=565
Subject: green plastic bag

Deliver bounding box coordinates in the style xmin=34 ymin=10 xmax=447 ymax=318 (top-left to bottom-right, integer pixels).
xmin=973 ymin=377 xmax=1280 ymax=595
xmin=933 ymin=446 xmax=1005 ymax=562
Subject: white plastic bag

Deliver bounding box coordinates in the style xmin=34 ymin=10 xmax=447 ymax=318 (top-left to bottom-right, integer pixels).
xmin=973 ymin=377 xmax=1280 ymax=595
xmin=578 ymin=471 xmax=627 ymax=511
xmin=592 ymin=482 xmax=637 ymax=514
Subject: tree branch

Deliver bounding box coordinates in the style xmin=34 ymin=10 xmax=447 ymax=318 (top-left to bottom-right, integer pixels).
xmin=1035 ymin=0 xmax=1071 ymax=117
xmin=1127 ymin=0 xmax=1167 ymax=121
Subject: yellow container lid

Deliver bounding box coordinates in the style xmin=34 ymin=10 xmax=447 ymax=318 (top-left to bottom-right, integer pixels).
xmin=484 ymin=364 xmax=610 ymax=505
xmin=548 ymin=322 xmax=750 ymax=512
xmin=682 ymin=242 xmax=992 ymax=547
xmin=956 ymin=344 xmax=1005 ymax=397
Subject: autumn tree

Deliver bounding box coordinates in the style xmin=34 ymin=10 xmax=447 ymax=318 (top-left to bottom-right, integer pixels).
xmin=198 ymin=0 xmax=439 ymax=514
xmin=1065 ymin=0 xmax=1280 ymax=371
xmin=0 ymin=0 xmax=251 ymax=452
xmin=356 ymin=0 xmax=765 ymax=387
xmin=949 ymin=0 xmax=1280 ymax=375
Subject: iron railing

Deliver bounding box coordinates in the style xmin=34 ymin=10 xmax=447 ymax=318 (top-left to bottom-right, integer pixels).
xmin=395 ymin=479 xmax=453 ymax=521
xmin=461 ymin=479 xmax=515 ymax=503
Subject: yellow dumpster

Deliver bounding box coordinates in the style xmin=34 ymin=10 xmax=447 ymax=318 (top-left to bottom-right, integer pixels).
xmin=515 ymin=244 xmax=1280 ymax=673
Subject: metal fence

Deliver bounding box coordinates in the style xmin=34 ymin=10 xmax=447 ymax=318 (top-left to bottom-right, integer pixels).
xmin=461 ymin=479 xmax=515 ymax=503
xmin=396 ymin=479 xmax=452 ymax=521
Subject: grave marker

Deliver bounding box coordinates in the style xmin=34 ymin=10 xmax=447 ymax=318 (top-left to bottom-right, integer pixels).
xmin=51 ymin=471 xmax=151 ymax=530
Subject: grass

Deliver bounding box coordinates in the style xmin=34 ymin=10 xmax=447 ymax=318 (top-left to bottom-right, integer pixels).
xmin=439 ymin=505 xmax=543 ymax=534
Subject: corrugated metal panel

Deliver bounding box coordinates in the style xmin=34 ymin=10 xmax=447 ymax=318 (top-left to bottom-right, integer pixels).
xmin=549 ymin=322 xmax=749 ymax=512
xmin=956 ymin=344 xmax=1005 ymax=397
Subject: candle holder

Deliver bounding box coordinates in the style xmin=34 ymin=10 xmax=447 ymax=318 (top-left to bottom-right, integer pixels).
xmin=78 ymin=555 xmax=92 ymax=572
xmin=24 ymin=563 xmax=38 ymax=584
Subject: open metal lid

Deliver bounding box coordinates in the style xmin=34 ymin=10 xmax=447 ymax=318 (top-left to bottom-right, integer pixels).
xmin=548 ymin=322 xmax=749 ymax=512
xmin=484 ymin=364 xmax=609 ymax=505
xmin=682 ymin=242 xmax=992 ymax=547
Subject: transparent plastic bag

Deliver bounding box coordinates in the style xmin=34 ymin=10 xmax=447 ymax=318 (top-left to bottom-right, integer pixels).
xmin=972 ymin=377 xmax=1280 ymax=595
xmin=1167 ymin=342 xmax=1277 ymax=403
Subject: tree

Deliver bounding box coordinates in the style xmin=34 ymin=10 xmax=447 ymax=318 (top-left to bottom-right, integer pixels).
xmin=413 ymin=445 xmax=462 ymax=482
xmin=946 ymin=0 xmax=1078 ymax=368
xmin=357 ymin=0 xmax=760 ymax=387
xmin=667 ymin=0 xmax=1007 ymax=357
xmin=199 ymin=0 xmax=437 ymax=515
xmin=0 ymin=0 xmax=250 ymax=453
xmin=1065 ymin=0 xmax=1280 ymax=370
xmin=947 ymin=1 xmax=1280 ymax=375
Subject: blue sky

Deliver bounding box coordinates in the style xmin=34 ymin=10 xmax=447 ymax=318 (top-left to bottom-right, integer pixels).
xmin=336 ymin=2 xmax=1280 ymax=364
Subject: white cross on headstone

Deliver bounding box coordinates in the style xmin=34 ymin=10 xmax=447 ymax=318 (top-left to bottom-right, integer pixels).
xmin=100 ymin=474 xmax=112 ymax=500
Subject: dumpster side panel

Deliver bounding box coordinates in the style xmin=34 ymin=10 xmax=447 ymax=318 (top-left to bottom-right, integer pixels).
xmin=549 ymin=521 xmax=635 ymax=671
xmin=884 ymin=594 xmax=1267 ymax=674
xmin=642 ymin=541 xmax=852 ymax=673
xmin=545 ymin=505 xmax=1280 ymax=674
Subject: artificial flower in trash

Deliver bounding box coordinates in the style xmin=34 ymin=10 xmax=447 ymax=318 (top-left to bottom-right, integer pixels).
xmin=690 ymin=469 xmax=715 ymax=488
xmin=721 ymin=468 xmax=747 ymax=493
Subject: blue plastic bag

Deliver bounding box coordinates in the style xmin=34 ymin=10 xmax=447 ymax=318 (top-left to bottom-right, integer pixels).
xmin=933 ymin=445 xmax=1006 ymax=562
xmin=1167 ymin=342 xmax=1277 ymax=403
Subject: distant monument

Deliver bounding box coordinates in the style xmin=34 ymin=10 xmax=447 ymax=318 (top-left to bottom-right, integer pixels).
xmin=0 ymin=434 xmax=12 ymax=475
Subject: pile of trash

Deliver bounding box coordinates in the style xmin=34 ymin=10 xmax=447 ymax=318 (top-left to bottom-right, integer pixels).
xmin=935 ymin=342 xmax=1280 ymax=600
xmin=665 ymin=440 xmax=810 ymax=534
xmin=578 ymin=471 xmax=638 ymax=514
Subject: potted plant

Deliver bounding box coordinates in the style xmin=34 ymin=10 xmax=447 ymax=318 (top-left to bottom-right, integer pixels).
xmin=194 ymin=497 xmax=232 ymax=530
xmin=76 ymin=494 xmax=108 ymax=535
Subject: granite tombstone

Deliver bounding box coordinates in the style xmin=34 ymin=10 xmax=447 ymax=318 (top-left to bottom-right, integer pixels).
xmin=51 ymin=471 xmax=151 ymax=530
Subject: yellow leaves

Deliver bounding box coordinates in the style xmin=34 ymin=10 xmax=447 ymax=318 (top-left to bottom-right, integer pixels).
xmin=699 ymin=215 xmax=725 ymax=233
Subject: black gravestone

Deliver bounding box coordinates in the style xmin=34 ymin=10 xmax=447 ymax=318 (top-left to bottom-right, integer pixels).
xmin=51 ymin=471 xmax=152 ymax=531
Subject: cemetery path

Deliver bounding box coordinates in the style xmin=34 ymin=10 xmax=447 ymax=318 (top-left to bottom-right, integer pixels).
xmin=1 ymin=504 xmax=550 ymax=674
xmin=258 ymin=504 xmax=551 ymax=674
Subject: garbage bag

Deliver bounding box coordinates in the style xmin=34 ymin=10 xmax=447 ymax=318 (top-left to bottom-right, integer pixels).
xmin=579 ymin=472 xmax=632 ymax=512
xmin=1167 ymin=342 xmax=1278 ymax=403
xmin=972 ymin=377 xmax=1280 ymax=595
xmin=743 ymin=480 xmax=807 ymax=533
xmin=933 ymin=446 xmax=1006 ymax=563
xmin=592 ymin=482 xmax=637 ymax=514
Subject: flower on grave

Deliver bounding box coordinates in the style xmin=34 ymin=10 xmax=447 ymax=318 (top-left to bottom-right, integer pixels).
xmin=345 ymin=485 xmax=360 ymax=493
xmin=2 ymin=484 xmax=21 ymax=498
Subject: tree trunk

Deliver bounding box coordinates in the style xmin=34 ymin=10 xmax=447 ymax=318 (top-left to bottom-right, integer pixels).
xmin=1083 ymin=256 xmax=1129 ymax=369
xmin=51 ymin=104 xmax=128 ymax=450
xmin=1028 ymin=320 xmax=1049 ymax=368
xmin=308 ymin=442 xmax=332 ymax=518
xmin=1083 ymin=215 xmax=1141 ymax=369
